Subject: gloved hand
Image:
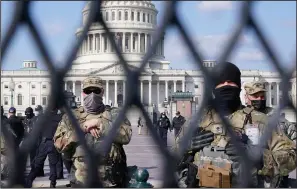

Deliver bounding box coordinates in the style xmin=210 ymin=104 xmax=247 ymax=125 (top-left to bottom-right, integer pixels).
xmin=225 ymin=132 xmax=248 ymax=161
xmin=190 ymin=128 xmax=214 ymax=152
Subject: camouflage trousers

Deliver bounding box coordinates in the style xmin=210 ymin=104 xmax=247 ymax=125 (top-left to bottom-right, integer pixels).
xmin=72 ymin=157 xmax=127 ymax=188
xmin=1 ymin=154 xmax=10 ymax=179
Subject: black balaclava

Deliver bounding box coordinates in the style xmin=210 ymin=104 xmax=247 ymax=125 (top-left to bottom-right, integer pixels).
xmin=251 ymin=100 xmax=266 ymax=112
xmin=212 ymin=62 xmax=242 ymax=115
xmin=25 ymin=107 xmax=34 ymax=119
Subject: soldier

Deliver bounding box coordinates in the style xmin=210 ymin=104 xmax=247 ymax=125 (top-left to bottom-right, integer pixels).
xmin=1 ymin=106 xmax=16 ymax=180
xmin=22 ymin=107 xmax=38 ymax=171
xmin=244 ymin=81 xmax=296 ymax=142
xmin=157 ymin=112 xmax=171 ymax=146
xmin=53 ymin=76 xmax=132 ymax=187
xmin=26 ymin=107 xmax=62 ymax=188
xmin=244 ymin=81 xmax=297 ymax=187
xmin=172 ymin=111 xmax=186 ymax=137
xmin=175 ymin=62 xmax=296 ymax=188
xmin=34 ymin=105 xmax=45 ymax=177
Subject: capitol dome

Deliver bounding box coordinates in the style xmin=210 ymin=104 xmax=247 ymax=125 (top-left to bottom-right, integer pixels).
xmin=73 ymin=1 xmax=167 ymax=70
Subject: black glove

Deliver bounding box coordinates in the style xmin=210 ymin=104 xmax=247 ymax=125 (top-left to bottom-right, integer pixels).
xmin=225 ymin=132 xmax=248 ymax=160
xmin=190 ymin=128 xmax=214 ymax=152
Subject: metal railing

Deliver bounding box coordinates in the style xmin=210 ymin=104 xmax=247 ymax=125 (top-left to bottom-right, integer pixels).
xmin=1 ymin=1 xmax=296 ymax=187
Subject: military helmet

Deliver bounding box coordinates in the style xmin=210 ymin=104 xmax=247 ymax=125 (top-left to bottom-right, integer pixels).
xmin=25 ymin=107 xmax=34 ymax=114
xmin=82 ymin=76 xmax=103 ymax=90
xmin=244 ymin=81 xmax=266 ymax=95
xmin=35 ymin=105 xmax=43 ymax=111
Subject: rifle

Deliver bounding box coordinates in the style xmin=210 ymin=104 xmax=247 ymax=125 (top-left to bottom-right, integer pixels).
xmin=177 ymin=150 xmax=199 ymax=188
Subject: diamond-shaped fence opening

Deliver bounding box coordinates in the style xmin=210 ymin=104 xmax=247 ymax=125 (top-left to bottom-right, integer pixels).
xmin=1 ymin=0 xmax=296 ymax=188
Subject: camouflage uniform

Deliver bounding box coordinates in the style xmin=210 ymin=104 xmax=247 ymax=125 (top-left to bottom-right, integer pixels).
xmin=53 ymin=77 xmax=132 ymax=187
xmin=244 ymin=82 xmax=296 ymax=142
xmin=175 ymin=106 xmax=296 ymax=187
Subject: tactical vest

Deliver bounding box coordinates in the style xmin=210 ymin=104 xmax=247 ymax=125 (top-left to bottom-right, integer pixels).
xmin=195 ymin=107 xmax=260 ymax=188
xmin=199 ymin=106 xmax=256 ymax=148
xmin=66 ymin=107 xmax=127 ymax=186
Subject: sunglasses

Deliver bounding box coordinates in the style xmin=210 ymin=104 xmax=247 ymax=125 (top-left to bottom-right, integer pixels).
xmin=83 ymin=88 xmax=102 ymax=95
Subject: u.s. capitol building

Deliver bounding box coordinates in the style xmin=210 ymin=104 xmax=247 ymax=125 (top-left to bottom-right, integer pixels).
xmin=1 ymin=1 xmax=296 ymax=121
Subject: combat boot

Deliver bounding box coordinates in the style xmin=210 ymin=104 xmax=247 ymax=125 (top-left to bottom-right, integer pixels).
xmin=50 ymin=181 xmax=56 ymax=188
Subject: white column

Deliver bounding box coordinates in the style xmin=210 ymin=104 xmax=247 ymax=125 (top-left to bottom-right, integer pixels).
xmin=28 ymin=82 xmax=31 ymax=107
xmin=72 ymin=81 xmax=76 ymax=97
xmin=39 ymin=82 xmax=42 ymax=105
xmin=148 ymin=80 xmax=152 ymax=106
xmin=92 ymin=34 xmax=95 ymax=53
xmin=138 ymin=33 xmax=141 ymax=53
xmin=114 ymin=80 xmax=118 ymax=107
xmin=267 ymin=82 xmax=272 ymax=107
xmin=80 ymin=82 xmax=84 ymax=106
xmin=157 ymin=81 xmax=160 ymax=106
xmin=123 ymin=80 xmax=126 ymax=103
xmin=182 ymin=80 xmax=185 ymax=92
xmin=100 ymin=34 xmax=102 ymax=52
xmin=173 ymin=80 xmax=177 ymax=92
xmin=64 ymin=81 xmax=67 ymax=91
xmin=130 ymin=33 xmax=133 ymax=52
xmin=87 ymin=35 xmax=90 ymax=54
xmin=140 ymin=80 xmax=143 ymax=103
xmin=106 ymin=80 xmax=109 ymax=105
xmin=144 ymin=33 xmax=147 ymax=53
xmin=165 ymin=80 xmax=168 ymax=100
xmin=122 ymin=32 xmax=126 ymax=52
xmin=276 ymin=82 xmax=280 ymax=105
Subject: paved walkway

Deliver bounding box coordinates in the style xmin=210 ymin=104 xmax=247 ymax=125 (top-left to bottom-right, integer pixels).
xmin=2 ymin=110 xmax=296 ymax=188
xmin=14 ymin=125 xmax=176 ymax=188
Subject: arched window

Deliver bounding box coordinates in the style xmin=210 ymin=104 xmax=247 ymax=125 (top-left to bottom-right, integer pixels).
xmin=147 ymin=14 xmax=150 ymax=23
xmin=131 ymin=12 xmax=134 ymax=21
xmin=143 ymin=13 xmax=145 ymax=22
xmin=125 ymin=11 xmax=128 ymax=20
xmin=17 ymin=94 xmax=22 ymax=106
xmin=118 ymin=11 xmax=121 ymax=20
xmin=112 ymin=12 xmax=115 ymax=21
xmin=106 ymin=12 xmax=109 ymax=21
xmin=137 ymin=12 xmax=140 ymax=21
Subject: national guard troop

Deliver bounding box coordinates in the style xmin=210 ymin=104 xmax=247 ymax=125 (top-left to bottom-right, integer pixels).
xmin=172 ymin=111 xmax=186 ymax=137
xmin=34 ymin=105 xmax=45 ymax=177
xmin=244 ymin=81 xmax=297 ymax=187
xmin=157 ymin=112 xmax=171 ymax=146
xmin=1 ymin=106 xmax=16 ymax=180
xmin=22 ymin=107 xmax=38 ymax=171
xmin=244 ymin=81 xmax=296 ymax=142
xmin=53 ymin=76 xmax=132 ymax=187
xmin=26 ymin=106 xmax=62 ymax=188
xmin=175 ymin=62 xmax=296 ymax=188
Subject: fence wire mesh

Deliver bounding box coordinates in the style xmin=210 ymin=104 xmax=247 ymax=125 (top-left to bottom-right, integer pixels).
xmin=1 ymin=0 xmax=296 ymax=188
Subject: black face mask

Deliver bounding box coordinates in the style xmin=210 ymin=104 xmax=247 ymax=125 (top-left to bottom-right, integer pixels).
xmin=251 ymin=100 xmax=266 ymax=112
xmin=25 ymin=113 xmax=34 ymax=119
xmin=213 ymin=86 xmax=241 ymax=115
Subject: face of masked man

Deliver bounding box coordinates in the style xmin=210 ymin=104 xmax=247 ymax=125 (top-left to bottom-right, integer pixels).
xmin=25 ymin=107 xmax=34 ymax=119
xmin=245 ymin=91 xmax=266 ymax=112
xmin=83 ymin=87 xmax=105 ymax=114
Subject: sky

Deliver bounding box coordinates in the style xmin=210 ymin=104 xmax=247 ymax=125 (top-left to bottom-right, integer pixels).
xmin=1 ymin=1 xmax=296 ymax=72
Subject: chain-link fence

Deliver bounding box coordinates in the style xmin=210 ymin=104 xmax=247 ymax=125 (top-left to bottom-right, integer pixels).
xmin=1 ymin=0 xmax=296 ymax=188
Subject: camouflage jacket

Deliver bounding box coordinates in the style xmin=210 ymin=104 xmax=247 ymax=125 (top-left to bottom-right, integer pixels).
xmin=176 ymin=106 xmax=296 ymax=178
xmin=265 ymin=107 xmax=296 ymax=141
xmin=53 ymin=106 xmax=132 ymax=186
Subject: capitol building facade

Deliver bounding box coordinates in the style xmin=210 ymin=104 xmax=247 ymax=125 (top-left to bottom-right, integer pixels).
xmin=1 ymin=1 xmax=296 ymax=121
